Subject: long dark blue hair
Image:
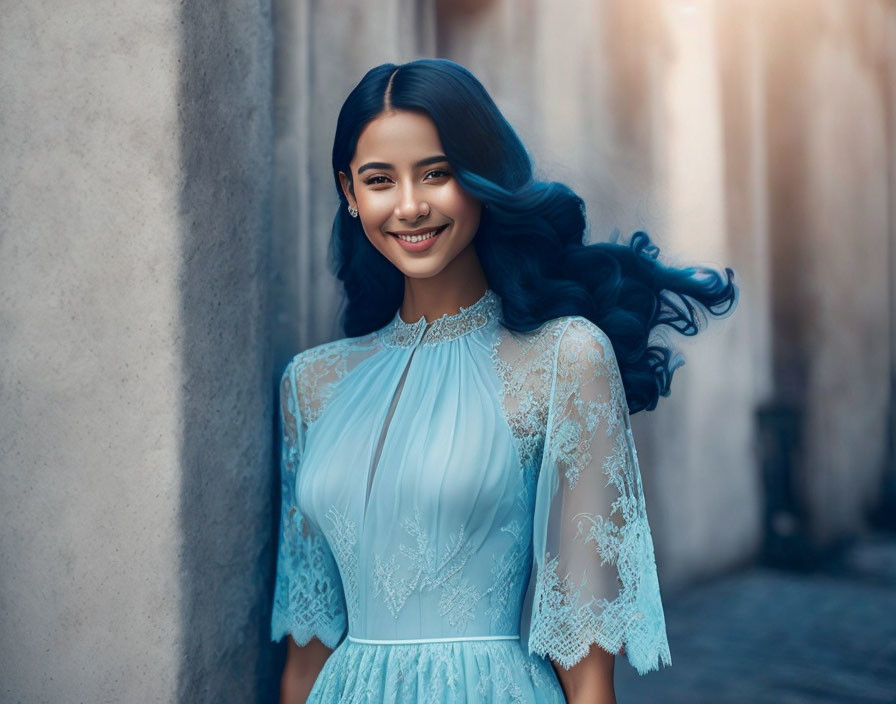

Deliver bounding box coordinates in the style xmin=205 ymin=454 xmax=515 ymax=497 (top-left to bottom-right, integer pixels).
xmin=330 ymin=58 xmax=738 ymax=414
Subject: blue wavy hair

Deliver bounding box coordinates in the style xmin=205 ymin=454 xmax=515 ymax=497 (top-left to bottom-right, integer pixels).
xmin=330 ymin=58 xmax=738 ymax=414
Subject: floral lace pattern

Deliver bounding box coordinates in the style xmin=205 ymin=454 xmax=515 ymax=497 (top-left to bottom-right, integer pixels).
xmin=373 ymin=508 xmax=477 ymax=624
xmin=490 ymin=319 xmax=565 ymax=474
xmin=324 ymin=505 xmax=360 ymax=628
xmin=371 ymin=508 xmax=532 ymax=632
xmin=294 ymin=337 xmax=380 ymax=424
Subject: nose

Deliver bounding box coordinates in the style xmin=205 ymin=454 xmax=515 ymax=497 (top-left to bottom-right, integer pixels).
xmin=394 ymin=182 xmax=430 ymax=223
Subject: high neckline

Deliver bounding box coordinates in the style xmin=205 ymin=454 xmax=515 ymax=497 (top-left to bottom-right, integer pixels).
xmin=382 ymin=288 xmax=503 ymax=347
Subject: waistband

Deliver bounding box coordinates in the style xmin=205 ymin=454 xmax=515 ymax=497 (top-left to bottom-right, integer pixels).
xmin=347 ymin=634 xmax=520 ymax=645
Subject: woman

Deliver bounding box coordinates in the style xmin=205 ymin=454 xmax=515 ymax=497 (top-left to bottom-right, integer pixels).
xmin=272 ymin=58 xmax=737 ymax=703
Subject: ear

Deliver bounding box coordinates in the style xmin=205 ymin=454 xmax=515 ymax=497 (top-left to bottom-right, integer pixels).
xmin=338 ymin=170 xmax=357 ymax=210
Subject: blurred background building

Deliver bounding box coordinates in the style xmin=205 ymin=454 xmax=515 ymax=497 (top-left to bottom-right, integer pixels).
xmin=2 ymin=0 xmax=894 ymax=701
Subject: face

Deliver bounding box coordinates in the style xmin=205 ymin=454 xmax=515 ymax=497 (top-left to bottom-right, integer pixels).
xmin=339 ymin=110 xmax=482 ymax=280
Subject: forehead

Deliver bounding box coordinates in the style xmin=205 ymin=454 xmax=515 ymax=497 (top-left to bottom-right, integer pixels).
xmin=352 ymin=110 xmax=444 ymax=165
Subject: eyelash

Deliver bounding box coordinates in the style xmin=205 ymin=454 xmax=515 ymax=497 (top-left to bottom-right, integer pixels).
xmin=363 ymin=169 xmax=451 ymax=186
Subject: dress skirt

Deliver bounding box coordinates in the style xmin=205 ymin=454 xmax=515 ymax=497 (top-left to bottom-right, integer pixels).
xmin=307 ymin=635 xmax=566 ymax=703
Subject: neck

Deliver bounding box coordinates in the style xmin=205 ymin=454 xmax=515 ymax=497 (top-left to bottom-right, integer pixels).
xmin=399 ymin=246 xmax=489 ymax=324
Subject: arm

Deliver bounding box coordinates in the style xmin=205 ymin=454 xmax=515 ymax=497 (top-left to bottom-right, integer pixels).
xmin=272 ymin=358 xmax=348 ymax=700
xmin=279 ymin=636 xmax=333 ymax=704
xmin=521 ymin=317 xmax=671 ymax=688
xmin=552 ymin=644 xmax=617 ymax=704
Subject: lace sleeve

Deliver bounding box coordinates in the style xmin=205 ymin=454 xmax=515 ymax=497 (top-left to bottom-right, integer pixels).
xmin=270 ymin=357 xmax=347 ymax=649
xmin=523 ymin=317 xmax=671 ymax=675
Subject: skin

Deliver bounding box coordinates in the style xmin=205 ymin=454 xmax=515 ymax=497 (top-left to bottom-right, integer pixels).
xmin=280 ymin=108 xmax=616 ymax=703
xmin=552 ymin=644 xmax=619 ymax=704
xmin=280 ymin=637 xmax=331 ymax=704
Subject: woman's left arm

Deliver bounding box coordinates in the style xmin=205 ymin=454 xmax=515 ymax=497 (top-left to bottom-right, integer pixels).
xmin=522 ymin=317 xmax=671 ymax=693
xmin=552 ymin=644 xmax=617 ymax=704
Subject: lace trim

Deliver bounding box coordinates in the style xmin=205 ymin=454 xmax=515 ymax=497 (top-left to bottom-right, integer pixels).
xmin=527 ymin=530 xmax=672 ymax=676
xmin=381 ymin=288 xmax=503 ymax=347
xmin=270 ymin=514 xmax=348 ymax=650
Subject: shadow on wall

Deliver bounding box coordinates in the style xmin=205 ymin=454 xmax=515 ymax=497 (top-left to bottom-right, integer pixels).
xmin=176 ymin=2 xmax=278 ymax=701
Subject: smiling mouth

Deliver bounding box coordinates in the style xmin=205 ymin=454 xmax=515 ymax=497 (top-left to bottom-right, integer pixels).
xmin=389 ymin=224 xmax=448 ymax=243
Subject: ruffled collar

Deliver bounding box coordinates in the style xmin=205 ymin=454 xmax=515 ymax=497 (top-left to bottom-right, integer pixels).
xmin=382 ymin=288 xmax=503 ymax=347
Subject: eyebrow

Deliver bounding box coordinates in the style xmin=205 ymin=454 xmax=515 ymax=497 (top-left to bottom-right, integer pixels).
xmin=357 ymin=154 xmax=450 ymax=174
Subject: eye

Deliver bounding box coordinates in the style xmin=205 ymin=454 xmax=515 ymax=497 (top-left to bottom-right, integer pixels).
xmin=363 ymin=175 xmax=391 ymax=186
xmin=425 ymin=169 xmax=451 ymax=180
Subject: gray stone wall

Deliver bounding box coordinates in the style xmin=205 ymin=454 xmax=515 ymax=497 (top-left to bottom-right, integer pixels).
xmin=1 ymin=0 xmax=275 ymax=701
xmin=176 ymin=2 xmax=275 ymax=700
xmin=762 ymin=0 xmax=895 ymax=544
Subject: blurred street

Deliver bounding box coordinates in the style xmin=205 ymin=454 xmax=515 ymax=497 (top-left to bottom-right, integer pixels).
xmin=616 ymin=532 xmax=896 ymax=703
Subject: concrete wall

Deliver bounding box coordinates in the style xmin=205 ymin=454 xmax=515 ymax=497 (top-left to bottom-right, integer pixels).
xmin=762 ymin=0 xmax=894 ymax=545
xmin=176 ymin=2 xmax=276 ymax=700
xmin=1 ymin=1 xmax=275 ymax=701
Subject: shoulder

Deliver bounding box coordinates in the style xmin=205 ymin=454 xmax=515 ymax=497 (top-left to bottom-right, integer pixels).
xmin=532 ymin=315 xmax=614 ymax=360
xmin=284 ymin=337 xmax=348 ymax=380
xmin=557 ymin=316 xmax=613 ymax=354
xmin=495 ymin=315 xmax=615 ymax=370
xmin=281 ymin=330 xmax=381 ymax=422
xmin=549 ymin=316 xmax=618 ymax=376
xmin=283 ymin=330 xmax=378 ymax=387
xmin=547 ymin=317 xmax=627 ymax=412
xmin=497 ymin=315 xmax=577 ymax=350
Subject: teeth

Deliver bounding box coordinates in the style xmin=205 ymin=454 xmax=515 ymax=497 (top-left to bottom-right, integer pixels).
xmin=394 ymin=226 xmax=443 ymax=243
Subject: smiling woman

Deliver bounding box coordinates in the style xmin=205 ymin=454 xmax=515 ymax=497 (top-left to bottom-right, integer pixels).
xmin=272 ymin=58 xmax=737 ymax=704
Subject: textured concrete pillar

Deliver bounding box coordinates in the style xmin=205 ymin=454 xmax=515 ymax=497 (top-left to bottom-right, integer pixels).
xmin=177 ymin=2 xmax=275 ymax=700
xmin=1 ymin=1 xmax=275 ymax=701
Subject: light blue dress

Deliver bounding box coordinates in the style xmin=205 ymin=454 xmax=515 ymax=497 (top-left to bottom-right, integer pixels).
xmin=271 ymin=287 xmax=671 ymax=702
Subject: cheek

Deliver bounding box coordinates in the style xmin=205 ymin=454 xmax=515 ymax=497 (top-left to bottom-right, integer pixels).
xmin=356 ymin=195 xmax=392 ymax=231
xmin=434 ymin=185 xmax=478 ymax=223
xmin=455 ymin=197 xmax=482 ymax=234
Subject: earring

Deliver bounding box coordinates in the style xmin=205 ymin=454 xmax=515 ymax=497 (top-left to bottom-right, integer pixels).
xmin=348 ymin=205 xmax=358 ymax=218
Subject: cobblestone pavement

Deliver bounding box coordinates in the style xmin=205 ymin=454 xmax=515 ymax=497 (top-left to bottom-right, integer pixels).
xmin=614 ymin=532 xmax=896 ymax=703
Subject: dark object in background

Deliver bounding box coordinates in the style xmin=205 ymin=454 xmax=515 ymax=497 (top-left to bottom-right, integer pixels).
xmin=868 ymin=376 xmax=896 ymax=532
xmin=756 ymin=401 xmax=816 ymax=569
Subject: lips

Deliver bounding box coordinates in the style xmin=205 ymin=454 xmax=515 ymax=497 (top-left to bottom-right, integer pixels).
xmin=389 ymin=224 xmax=448 ymax=238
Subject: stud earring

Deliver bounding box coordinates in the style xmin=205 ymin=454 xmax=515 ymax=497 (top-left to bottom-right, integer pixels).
xmin=348 ymin=205 xmax=358 ymax=218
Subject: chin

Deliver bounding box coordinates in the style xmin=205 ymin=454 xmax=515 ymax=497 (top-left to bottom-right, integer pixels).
xmin=393 ymin=262 xmax=449 ymax=280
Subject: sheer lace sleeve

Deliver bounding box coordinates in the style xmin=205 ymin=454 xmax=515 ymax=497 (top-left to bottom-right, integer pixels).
xmin=523 ymin=317 xmax=671 ymax=675
xmin=270 ymin=356 xmax=347 ymax=649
